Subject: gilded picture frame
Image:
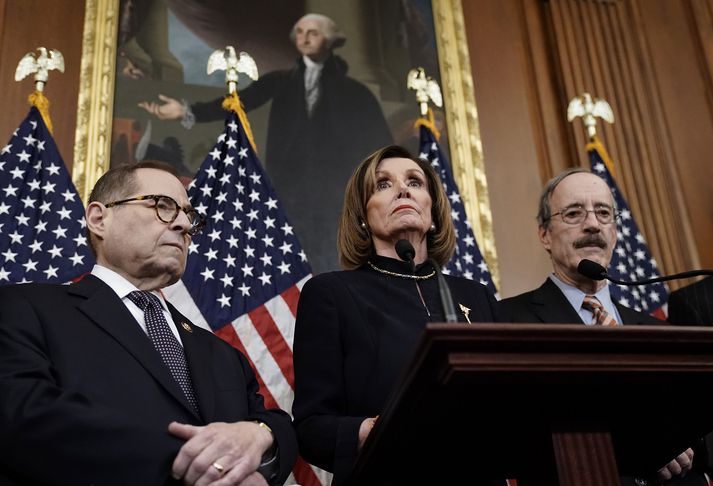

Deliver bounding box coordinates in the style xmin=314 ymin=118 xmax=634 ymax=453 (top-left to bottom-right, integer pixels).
xmin=73 ymin=0 xmax=499 ymax=286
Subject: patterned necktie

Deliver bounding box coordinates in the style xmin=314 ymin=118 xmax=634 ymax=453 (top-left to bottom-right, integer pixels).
xmin=127 ymin=291 xmax=200 ymax=413
xmin=582 ymin=295 xmax=619 ymax=327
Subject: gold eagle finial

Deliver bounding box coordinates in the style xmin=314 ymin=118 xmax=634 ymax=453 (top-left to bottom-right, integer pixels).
xmin=567 ymin=92 xmax=614 ymax=139
xmin=15 ymin=47 xmax=65 ymax=92
xmin=207 ymin=46 xmax=259 ymax=95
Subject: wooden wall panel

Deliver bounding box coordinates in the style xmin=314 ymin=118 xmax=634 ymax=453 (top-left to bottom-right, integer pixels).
xmin=462 ymin=0 xmax=554 ymax=298
xmin=0 ymin=0 xmax=85 ymax=172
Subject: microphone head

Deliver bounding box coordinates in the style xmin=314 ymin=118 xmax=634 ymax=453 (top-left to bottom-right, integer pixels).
xmin=395 ymin=239 xmax=416 ymax=262
xmin=577 ymin=259 xmax=608 ymax=281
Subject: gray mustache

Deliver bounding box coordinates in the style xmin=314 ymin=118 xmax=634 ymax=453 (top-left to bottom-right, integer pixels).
xmin=574 ymin=234 xmax=607 ymax=249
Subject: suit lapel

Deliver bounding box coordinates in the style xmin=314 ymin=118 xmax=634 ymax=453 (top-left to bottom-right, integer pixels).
xmin=530 ymin=279 xmax=585 ymax=324
xmin=70 ymin=275 xmax=201 ymax=419
xmin=168 ymin=302 xmax=216 ymax=423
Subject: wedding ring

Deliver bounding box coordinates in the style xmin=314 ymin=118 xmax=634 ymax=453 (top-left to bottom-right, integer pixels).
xmin=212 ymin=461 xmax=225 ymax=475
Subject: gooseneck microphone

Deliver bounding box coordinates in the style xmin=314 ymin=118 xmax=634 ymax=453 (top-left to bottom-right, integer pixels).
xmin=577 ymin=258 xmax=713 ymax=285
xmin=395 ymin=239 xmax=416 ymax=274
xmin=395 ymin=239 xmax=458 ymax=323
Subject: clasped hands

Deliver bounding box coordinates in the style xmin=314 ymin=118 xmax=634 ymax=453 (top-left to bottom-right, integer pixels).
xmin=169 ymin=421 xmax=273 ymax=486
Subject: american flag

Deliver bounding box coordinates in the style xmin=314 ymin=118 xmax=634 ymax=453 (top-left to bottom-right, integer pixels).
xmin=0 ymin=107 xmax=94 ymax=284
xmin=418 ymin=124 xmax=497 ymax=294
xmin=588 ymin=137 xmax=668 ymax=315
xmin=163 ymin=111 xmax=327 ymax=485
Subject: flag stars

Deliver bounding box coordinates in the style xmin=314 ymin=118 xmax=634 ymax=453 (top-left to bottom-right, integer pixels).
xmin=1 ymin=144 xmax=11 ymax=154
xmin=73 ymin=234 xmax=87 ymax=247
xmin=260 ymin=254 xmax=272 ymax=266
xmin=249 ymin=172 xmax=261 ymax=184
xmin=264 ymin=217 xmax=276 ymax=229
xmin=0 ymin=202 xmax=10 ymax=215
xmin=52 ymin=226 xmax=68 ymax=239
xmin=36 ymin=221 xmax=48 ymax=233
xmin=233 ymin=200 xmax=244 ymax=212
xmin=237 ymin=283 xmax=251 ymax=296
xmin=228 ymin=121 xmax=238 ymax=132
xmin=219 ymin=174 xmax=231 ymax=186
xmin=463 ymin=235 xmax=475 ymax=247
xmin=10 ymin=167 xmax=25 ymax=179
xmin=217 ymin=294 xmax=231 ymax=308
xmin=229 ymin=217 xmax=242 ymax=230
xmin=0 ymin=268 xmax=9 ymax=281
xmin=22 ymin=259 xmax=38 ymax=272
xmin=45 ymin=163 xmax=60 ymax=176
xmin=223 ymin=254 xmax=236 ymax=268
xmin=265 ymin=198 xmax=278 ymax=210
xmin=28 ymin=180 xmax=41 ymax=191
xmin=258 ymin=272 xmax=271 ymax=285
xmin=205 ymin=166 xmax=217 ymax=179
xmin=208 ymin=229 xmax=221 ymax=242
xmin=281 ymin=223 xmax=294 ymax=235
xmin=279 ymin=242 xmax=292 ymax=255
xmin=209 ymin=148 xmax=222 ymax=160
xmin=212 ymin=210 xmax=224 ymax=222
xmin=15 ymin=214 xmax=30 ymax=226
xmin=200 ymin=268 xmax=215 ymax=281
xmin=9 ymin=231 xmax=23 ymax=244
xmin=69 ymin=252 xmax=85 ymax=266
xmin=226 ymin=235 xmax=239 ymax=248
xmin=29 ymin=240 xmax=43 ymax=253
xmin=248 ymin=190 xmax=260 ymax=202
xmin=226 ymin=138 xmax=237 ymax=149
xmin=261 ymin=235 xmax=274 ymax=248
xmin=57 ymin=206 xmax=72 ymax=220
xmin=246 ymin=228 xmax=257 ymax=239
xmin=61 ymin=189 xmax=75 ymax=202
xmin=204 ymin=248 xmax=218 ymax=262
xmin=2 ymin=249 xmax=18 ymax=262
xmin=223 ymin=155 xmax=234 ymax=166
xmin=3 ymin=185 xmax=18 ymax=197
xmin=39 ymin=201 xmax=51 ymax=213
xmin=220 ymin=274 xmax=233 ymax=287
xmin=241 ymin=263 xmax=254 ymax=276
xmin=299 ymin=250 xmax=308 ymax=262
xmin=17 ymin=150 xmax=31 ymax=163
xmin=48 ymin=245 xmax=63 ymax=258
xmin=247 ymin=209 xmax=259 ymax=221
xmin=238 ymin=147 xmax=248 ymax=159
xmin=277 ymin=261 xmax=291 ymax=274
xmin=36 ymin=140 xmax=45 ymax=152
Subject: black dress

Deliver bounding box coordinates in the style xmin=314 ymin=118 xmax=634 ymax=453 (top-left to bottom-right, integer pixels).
xmin=291 ymin=255 xmax=499 ymax=484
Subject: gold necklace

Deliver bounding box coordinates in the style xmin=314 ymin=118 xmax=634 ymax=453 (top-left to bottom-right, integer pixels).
xmin=367 ymin=261 xmax=436 ymax=280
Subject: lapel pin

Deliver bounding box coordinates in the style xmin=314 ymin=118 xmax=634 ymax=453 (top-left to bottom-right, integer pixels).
xmin=458 ymin=303 xmax=472 ymax=324
xmin=181 ymin=322 xmax=193 ymax=333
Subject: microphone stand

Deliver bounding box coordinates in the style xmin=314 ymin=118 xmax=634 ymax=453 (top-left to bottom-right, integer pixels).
xmin=428 ymin=258 xmax=458 ymax=323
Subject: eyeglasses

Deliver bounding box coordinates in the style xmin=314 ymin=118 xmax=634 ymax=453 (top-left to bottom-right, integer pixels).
xmin=105 ymin=194 xmax=206 ymax=236
xmin=548 ymin=204 xmax=618 ymax=225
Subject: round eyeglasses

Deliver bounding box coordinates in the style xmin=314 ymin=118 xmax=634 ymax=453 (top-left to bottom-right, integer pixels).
xmin=105 ymin=194 xmax=206 ymax=235
xmin=548 ymin=204 xmax=618 ymax=225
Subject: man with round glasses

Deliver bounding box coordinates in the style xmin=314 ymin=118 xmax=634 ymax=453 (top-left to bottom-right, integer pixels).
xmin=0 ymin=161 xmax=297 ymax=485
xmin=498 ymin=168 xmax=706 ymax=485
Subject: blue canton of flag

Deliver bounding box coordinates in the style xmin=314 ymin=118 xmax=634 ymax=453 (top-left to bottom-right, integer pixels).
xmin=418 ymin=125 xmax=496 ymax=293
xmin=179 ymin=112 xmax=311 ymax=327
xmin=0 ymin=107 xmax=94 ymax=284
xmin=588 ymin=138 xmax=667 ymax=313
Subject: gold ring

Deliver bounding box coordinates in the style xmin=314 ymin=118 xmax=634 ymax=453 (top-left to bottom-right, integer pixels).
xmin=212 ymin=461 xmax=225 ymax=475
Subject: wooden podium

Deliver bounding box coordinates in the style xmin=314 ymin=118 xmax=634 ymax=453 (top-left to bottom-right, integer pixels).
xmin=348 ymin=324 xmax=713 ymax=486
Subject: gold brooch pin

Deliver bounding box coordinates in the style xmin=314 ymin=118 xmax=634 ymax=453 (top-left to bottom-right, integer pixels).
xmin=181 ymin=322 xmax=193 ymax=332
xmin=458 ymin=303 xmax=471 ymax=324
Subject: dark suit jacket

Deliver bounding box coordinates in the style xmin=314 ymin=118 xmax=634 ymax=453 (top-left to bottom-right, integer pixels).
xmin=292 ymin=256 xmax=499 ymax=486
xmin=0 ymin=275 xmax=297 ymax=486
xmin=497 ymin=278 xmax=662 ymax=325
xmin=668 ymin=277 xmax=713 ymax=326
xmin=498 ymin=278 xmax=710 ymax=486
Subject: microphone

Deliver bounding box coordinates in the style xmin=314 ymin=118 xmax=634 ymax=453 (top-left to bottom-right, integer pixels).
xmin=395 ymin=239 xmax=416 ymax=274
xmin=393 ymin=239 xmax=458 ymax=323
xmin=577 ymin=259 xmax=713 ymax=285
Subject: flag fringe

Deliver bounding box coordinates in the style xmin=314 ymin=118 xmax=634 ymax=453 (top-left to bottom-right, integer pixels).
xmin=28 ymin=91 xmax=53 ymax=134
xmin=586 ymin=135 xmax=616 ymax=178
xmin=222 ymin=92 xmax=257 ymax=153
xmin=414 ymin=108 xmax=441 ymax=140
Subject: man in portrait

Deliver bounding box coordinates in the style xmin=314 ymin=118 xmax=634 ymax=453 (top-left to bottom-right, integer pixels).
xmin=140 ymin=13 xmax=393 ymax=273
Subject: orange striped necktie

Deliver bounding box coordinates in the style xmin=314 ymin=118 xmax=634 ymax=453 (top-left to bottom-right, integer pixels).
xmin=582 ymin=295 xmax=619 ymax=326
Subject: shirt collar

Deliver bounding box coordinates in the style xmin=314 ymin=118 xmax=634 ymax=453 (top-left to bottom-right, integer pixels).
xmin=548 ymin=273 xmax=615 ymax=310
xmin=91 ymin=264 xmax=168 ymax=311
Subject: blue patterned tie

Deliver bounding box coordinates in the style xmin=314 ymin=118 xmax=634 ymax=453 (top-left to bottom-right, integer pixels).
xmin=127 ymin=291 xmax=200 ymax=414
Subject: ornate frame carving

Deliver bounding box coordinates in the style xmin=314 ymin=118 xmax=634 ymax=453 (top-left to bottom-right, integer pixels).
xmin=73 ymin=0 xmax=499 ymax=286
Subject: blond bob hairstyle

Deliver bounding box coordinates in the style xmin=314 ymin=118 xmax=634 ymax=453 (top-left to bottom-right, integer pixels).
xmin=337 ymin=145 xmax=456 ymax=269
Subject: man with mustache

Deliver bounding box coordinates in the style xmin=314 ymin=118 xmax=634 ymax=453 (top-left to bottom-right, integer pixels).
xmin=0 ymin=161 xmax=297 ymax=485
xmin=498 ymin=168 xmax=706 ymax=485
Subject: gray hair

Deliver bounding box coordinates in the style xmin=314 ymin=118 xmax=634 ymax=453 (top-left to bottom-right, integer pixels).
xmin=290 ymin=13 xmax=346 ymax=49
xmin=537 ymin=167 xmax=617 ymax=228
